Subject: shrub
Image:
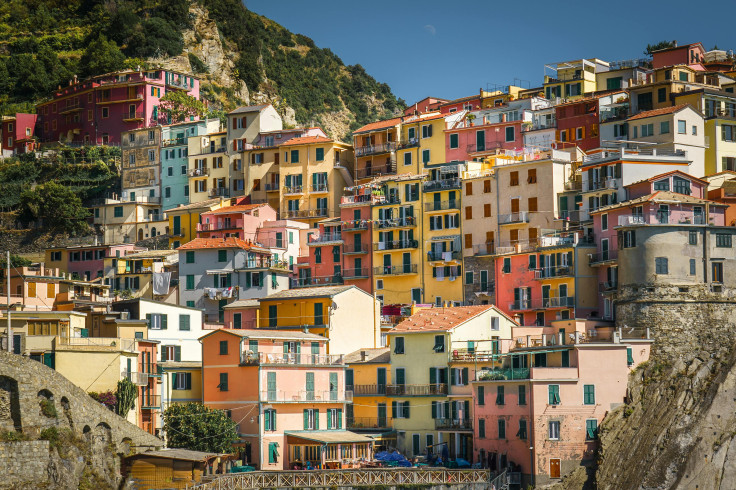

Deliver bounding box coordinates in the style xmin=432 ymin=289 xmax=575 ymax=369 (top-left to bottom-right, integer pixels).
xmin=188 ymin=53 xmax=208 ymax=74
xmin=40 ymin=398 xmax=58 ymax=418
xmin=89 ymin=391 xmax=117 ymax=411
xmin=40 ymin=427 xmax=60 ymax=448
xmin=0 ymin=430 xmax=29 ymax=442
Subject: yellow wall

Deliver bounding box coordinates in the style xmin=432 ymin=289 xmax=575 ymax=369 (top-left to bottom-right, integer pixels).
xmin=397 ymin=117 xmax=446 ymax=173
xmin=167 ymin=201 xmax=226 ymax=248
xmin=422 ymin=187 xmax=463 ymax=304
xmin=55 ymin=350 xmax=136 ymax=393
xmin=347 ymin=362 xmax=391 ymax=423
xmin=166 ymin=368 xmax=203 ymax=404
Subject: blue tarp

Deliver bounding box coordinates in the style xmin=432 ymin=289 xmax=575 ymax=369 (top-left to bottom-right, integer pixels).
xmin=374 ymin=450 xmax=412 ymax=467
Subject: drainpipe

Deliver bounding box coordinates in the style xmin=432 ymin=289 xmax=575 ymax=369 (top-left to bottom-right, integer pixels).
xmin=528 ymin=380 xmax=535 ymax=487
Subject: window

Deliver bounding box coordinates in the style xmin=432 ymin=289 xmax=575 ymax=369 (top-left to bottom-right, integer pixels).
xmin=716 ymin=234 xmax=732 ymax=248
xmin=502 ymin=258 xmax=511 ymax=273
xmin=315 ymin=147 xmax=324 ymax=161
xmin=518 ymin=385 xmax=526 ymax=405
xmin=218 ymin=372 xmax=228 ymax=391
xmin=509 ymin=171 xmax=519 ymax=186
xmin=484 ymin=180 xmax=491 ymax=193
xmin=314 ymin=247 xmax=321 ymax=264
xmin=422 ymin=149 xmax=430 ymax=164
xmin=146 ymin=313 xmax=167 ymax=330
xmin=606 ymin=77 xmax=622 ymax=90
xmin=433 ymin=335 xmax=445 ymax=353
xmin=677 ymin=120 xmax=686 ymax=134
xmin=620 ymin=230 xmax=637 ymax=249
xmin=393 ymin=337 xmax=405 ymax=354
xmin=477 ymin=386 xmax=485 ymax=406
xmin=496 ymin=386 xmax=505 ymax=405
xmin=601 ymin=213 xmax=608 ymax=231
xmin=484 ymin=203 xmax=491 ymax=217
xmin=465 ymin=206 xmax=472 ymax=220
xmin=586 ymin=419 xmax=598 ymax=440
xmin=548 ymin=420 xmax=560 ymax=440
xmin=449 ymin=133 xmax=459 ymax=149
xmin=693 ymin=125 xmax=698 ymax=135
xmin=218 ymin=250 xmax=227 ymax=262
xmin=641 ymin=123 xmax=654 ymax=137
xmin=102 ymin=107 xmax=109 ymax=118
xmin=478 ymin=419 xmax=486 ymax=439
xmin=583 ymin=384 xmax=595 ymax=405
xmin=673 ymin=177 xmax=691 ymax=195
xmin=679 ymin=71 xmax=689 ymax=82
xmin=290 ymin=149 xmax=299 ymax=162
xmin=690 ymin=258 xmax=697 ymax=276
xmin=527 ymin=168 xmax=537 ymax=184
xmin=548 ymin=385 xmax=560 ymax=405
xmin=186 ymin=251 xmax=195 ymax=263
xmin=392 ymin=401 xmax=410 ymax=419
xmin=657 ymin=87 xmax=667 ymax=103
xmin=185 ymin=275 xmax=194 ymax=290
xmin=403 ymin=152 xmax=412 ymax=166
xmin=421 ymin=124 xmax=432 ymax=138
xmin=505 ymin=126 xmax=515 ymax=142
xmin=660 ymin=121 xmax=670 ymax=134
xmin=113 ymin=206 xmax=123 ymax=218
xmin=173 ymin=372 xmax=192 ymax=390
xmin=722 ymin=125 xmax=736 ymax=142
xmin=179 ymin=315 xmax=190 ymax=331
xmin=327 ymin=408 xmax=343 ymax=429
xmin=264 ymin=409 xmax=277 ymax=431
xmin=655 ymin=257 xmax=669 ymax=274
xmin=497 ymin=419 xmax=506 ymax=439
xmin=575 ymin=127 xmax=583 ymax=140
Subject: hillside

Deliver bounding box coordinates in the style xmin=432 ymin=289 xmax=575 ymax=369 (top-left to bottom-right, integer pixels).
xmin=0 ymin=0 xmax=405 ymax=140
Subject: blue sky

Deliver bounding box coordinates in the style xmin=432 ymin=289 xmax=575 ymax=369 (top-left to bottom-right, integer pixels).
xmin=246 ymin=0 xmax=736 ymax=104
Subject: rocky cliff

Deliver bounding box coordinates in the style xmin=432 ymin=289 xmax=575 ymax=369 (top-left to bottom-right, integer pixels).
xmin=594 ymin=284 xmax=736 ymax=489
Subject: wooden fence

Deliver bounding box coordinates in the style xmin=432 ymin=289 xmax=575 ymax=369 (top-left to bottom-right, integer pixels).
xmin=186 ymin=468 xmax=490 ymax=489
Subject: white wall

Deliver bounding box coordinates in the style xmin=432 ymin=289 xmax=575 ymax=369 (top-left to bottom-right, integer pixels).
xmin=138 ymin=300 xmax=204 ymax=362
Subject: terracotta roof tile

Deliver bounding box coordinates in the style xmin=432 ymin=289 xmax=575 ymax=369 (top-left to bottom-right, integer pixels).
xmin=344 ymin=348 xmax=391 ymax=364
xmin=353 ymin=117 xmax=403 ymax=134
xmin=592 ymin=190 xmax=726 ymax=214
xmin=627 ymin=104 xmax=692 ymax=121
xmin=279 ymin=136 xmax=334 ymax=147
xmin=392 ymin=305 xmax=497 ymax=333
xmin=203 ymin=203 xmax=267 ymax=215
xmin=177 ymin=237 xmax=267 ymax=251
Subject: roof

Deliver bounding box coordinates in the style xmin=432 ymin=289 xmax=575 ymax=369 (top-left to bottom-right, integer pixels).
xmin=132 ymin=449 xmax=222 ymax=462
xmin=353 ymin=117 xmax=403 ymax=135
xmin=627 ymin=104 xmax=693 ymax=121
xmin=284 ymin=430 xmax=373 ymax=444
xmin=628 ymin=170 xmax=709 ymax=187
xmin=177 ymin=237 xmax=268 ymax=252
xmin=229 ymin=104 xmax=270 ymax=115
xmin=279 ymin=136 xmax=334 ymax=147
xmin=555 ymin=90 xmax=626 ymax=108
xmin=261 ymin=285 xmax=355 ymax=300
xmin=369 ymin=172 xmax=427 ymax=185
xmin=169 ymin=198 xmax=225 ymax=212
xmin=223 ymin=299 xmax=260 ymax=309
xmin=121 ymin=250 xmax=178 ymax=260
xmin=344 ymin=348 xmax=390 ymax=364
xmin=402 ymin=113 xmax=446 ymax=125
xmin=199 ymin=328 xmax=327 ymax=342
xmin=592 ymin=190 xmax=726 ymax=214
xmin=159 ymin=361 xmax=202 ymax=369
xmin=392 ymin=305 xmax=510 ymax=333
xmin=203 ymin=203 xmax=267 ymax=215
xmin=440 ymin=94 xmax=481 ymax=106
xmin=652 ymin=42 xmax=704 ymax=54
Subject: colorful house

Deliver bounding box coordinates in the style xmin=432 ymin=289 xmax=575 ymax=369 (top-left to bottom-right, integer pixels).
xmin=121 ymin=126 xmax=163 ymax=205
xmin=107 ymin=249 xmax=178 ymax=302
xmin=188 ymin=130 xmax=230 ymax=204
xmin=45 ymin=243 xmax=141 ymax=282
xmin=91 ymin=196 xmax=168 ymax=244
xmin=543 ymin=59 xmax=609 ymax=101
xmin=651 ymin=42 xmax=706 ymax=70
xmin=555 ymin=93 xmax=626 ymax=152
xmin=1 ymin=113 xmax=37 ymax=156
xmin=337 ymin=184 xmax=375 ymax=294
xmin=197 ymin=202 xmax=277 ymax=241
xmin=200 ymin=328 xmax=371 ymax=470
xmin=167 ymin=197 xmax=229 ymax=249
xmin=352 ymin=117 xmax=402 ymax=181
xmin=397 ymin=112 xmax=448 ymax=175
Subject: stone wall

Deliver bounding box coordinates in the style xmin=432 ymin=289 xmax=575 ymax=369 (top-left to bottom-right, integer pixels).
xmin=462 ymin=255 xmax=495 ymax=305
xmin=0 ymin=441 xmax=51 ymax=487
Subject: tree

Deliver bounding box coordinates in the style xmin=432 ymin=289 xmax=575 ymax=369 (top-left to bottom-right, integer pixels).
xmin=645 ymin=40 xmax=677 ymax=56
xmin=115 ymin=378 xmax=137 ymax=416
xmin=18 ymin=181 xmax=90 ymax=235
xmin=163 ymin=403 xmax=237 ymax=453
xmin=0 ymin=254 xmax=32 ymax=269
xmin=159 ymin=91 xmax=206 ymax=123
xmin=79 ymin=35 xmax=125 ymax=78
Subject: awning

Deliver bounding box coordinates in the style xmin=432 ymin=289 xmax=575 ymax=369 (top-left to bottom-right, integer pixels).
xmin=205 ymin=269 xmax=233 ymax=275
xmin=285 ymin=431 xmax=373 ymax=444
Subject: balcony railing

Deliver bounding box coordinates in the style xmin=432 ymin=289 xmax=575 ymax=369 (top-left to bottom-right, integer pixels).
xmin=265 ymin=183 xmax=279 ymax=192
xmin=284 ymin=185 xmax=304 ymax=195
xmin=373 ymin=195 xmax=401 ymax=205
xmin=386 ymin=384 xmax=448 ymax=396
xmin=162 ymin=138 xmax=186 ymax=147
xmin=467 ymin=283 xmax=494 ymax=295
xmin=472 ymin=243 xmax=495 ymax=256
xmin=308 ymin=233 xmax=343 ymax=244
xmin=427 ymin=250 xmax=461 ymax=261
xmin=356 ymin=163 xmax=396 ymax=179
xmin=188 ymin=167 xmax=209 ymax=177
xmin=435 ymin=419 xmax=472 ymax=431
xmin=424 ymin=178 xmax=461 ymax=192
xmin=477 ymin=368 xmax=530 ymax=381
xmin=241 ymin=352 xmax=344 ymax=366
xmin=311 ymin=183 xmax=329 ymax=193
xmin=340 ymin=195 xmax=374 ymax=205
xmin=499 ymin=212 xmax=530 ymax=225
xmin=140 ymin=394 xmax=161 ymax=409
xmin=259 ymin=390 xmax=353 ymax=403
xmin=374 ymin=239 xmax=419 ymax=251
xmin=283 ymin=209 xmax=329 ymax=219
xmin=209 ymin=187 xmax=230 ymax=198
xmin=374 ymin=264 xmax=418 ymax=276
xmin=347 ymin=417 xmax=391 ymax=430
xmin=376 ymin=217 xmax=416 ymax=229
xmin=424 ymin=200 xmax=460 ymax=212
xmin=397 ymin=137 xmax=420 ymax=149
xmin=291 ymin=275 xmax=344 ymax=288
xmin=197 ymin=220 xmax=243 ymax=232
xmin=355 ymin=142 xmax=397 ymax=157
xmin=533 ymin=265 xmax=573 ymax=279
xmin=349 ymin=384 xmax=388 ymax=396
xmin=342 ymin=268 xmax=370 ymax=279
xmin=534 ymin=296 xmax=575 ymax=308
xmin=584 ymin=178 xmax=619 ymax=192
xmin=588 ymin=249 xmax=618 ymax=265
xmin=123 ymin=370 xmax=148 ymax=386
xmin=599 ymin=281 xmax=618 ymax=292
xmin=122 ymin=111 xmax=145 ymax=121
xmin=509 ymin=300 xmax=532 ymax=311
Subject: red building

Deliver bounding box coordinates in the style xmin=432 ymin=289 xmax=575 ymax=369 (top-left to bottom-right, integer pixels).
xmin=651 ymin=42 xmax=706 ymax=70
xmin=555 ymin=97 xmax=602 ymax=152
xmin=36 ymin=69 xmax=200 ymax=145
xmin=404 ymin=97 xmax=448 ymax=116
xmin=440 ymin=94 xmax=483 ymax=114
xmin=1 ymin=113 xmax=38 ymax=155
xmin=445 ymin=113 xmax=523 ymax=161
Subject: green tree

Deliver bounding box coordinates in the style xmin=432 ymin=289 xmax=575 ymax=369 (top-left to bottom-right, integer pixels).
xmin=645 ymin=40 xmax=677 ymax=56
xmin=163 ymin=403 xmax=237 ymax=453
xmin=159 ymin=91 xmax=206 ymax=123
xmin=0 ymin=254 xmax=32 ymax=269
xmin=18 ymin=181 xmax=90 ymax=235
xmin=115 ymin=378 xmax=137 ymax=416
xmin=79 ymin=35 xmax=125 ymax=78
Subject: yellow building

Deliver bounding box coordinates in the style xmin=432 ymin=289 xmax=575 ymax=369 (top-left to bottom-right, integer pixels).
xmin=166 ymin=197 xmax=228 ymax=249
xmin=188 ymin=130 xmax=230 ymax=204
xmin=352 ymin=118 xmax=402 ymax=181
xmin=396 ymin=113 xmax=447 ymax=176
xmin=255 ymin=285 xmax=380 ymax=355
xmin=480 ymin=86 xmax=525 ymax=108
xmin=277 ymin=136 xmax=354 ymax=224
xmin=371 ymin=174 xmax=425 ymax=305
xmin=161 ymin=361 xmax=203 ymax=407
xmin=91 ymin=197 xmax=167 ymax=244
xmin=387 ymin=305 xmax=517 ymax=460
xmin=543 ymin=59 xmax=609 ymax=100
xmin=106 ymin=249 xmax=178 ymax=302
xmin=344 ymin=348 xmax=395 ymax=449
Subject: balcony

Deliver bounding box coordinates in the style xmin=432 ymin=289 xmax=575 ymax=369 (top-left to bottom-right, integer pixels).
xmin=209 ymin=187 xmax=230 ymax=198
xmin=509 ymin=299 xmax=532 ymax=311
xmin=588 ymin=249 xmax=618 ymax=266
xmin=284 ymin=185 xmax=304 ymax=195
xmin=291 ymin=275 xmax=344 ymax=288
xmin=374 ymin=264 xmax=418 ymax=276
xmin=307 ymin=233 xmax=343 ymax=245
xmin=349 ymin=384 xmax=388 ymax=396
xmin=194 ymin=145 xmax=227 ymax=156
xmin=356 ymin=163 xmax=396 ymax=179
xmin=533 ymin=296 xmax=575 ymax=309
xmin=123 ymin=370 xmax=148 ymax=386
xmin=427 ymin=250 xmax=461 ymax=262
xmin=467 ymin=283 xmax=493 ymax=296
xmin=374 ymin=239 xmax=419 ymax=251
xmin=499 ymin=212 xmax=530 ymax=225
xmin=376 ymin=217 xmax=416 ymax=229
xmin=347 ymin=417 xmax=391 ymax=431
xmin=343 ymin=245 xmax=369 ymax=255
xmin=342 ymin=219 xmax=370 ymax=232
xmin=162 ymin=138 xmax=186 ymax=147
xmin=582 ymin=148 xmax=687 ymax=164
xmin=373 ymin=195 xmax=401 ymax=206
xmin=122 ymin=111 xmax=145 ymax=122
xmin=599 ymin=281 xmax=618 ymax=292
xmin=240 ymin=351 xmax=344 ymax=366
xmin=311 ymin=183 xmax=329 ymax=193
xmin=341 ymin=195 xmax=375 ymax=206
xmin=140 ymin=394 xmax=161 ymax=410
xmin=398 ymin=137 xmax=420 ymax=149
xmin=283 ymin=209 xmax=329 ymax=219
xmin=198 ymin=220 xmax=243 ymax=232
xmin=533 ymin=265 xmax=574 ymax=279
xmin=424 ymin=178 xmax=461 ymax=192
xmin=584 ymin=178 xmax=619 ymax=192
xmin=55 ymin=336 xmax=137 ymax=353
xmin=386 ymin=384 xmax=448 ymax=396
xmin=355 ymin=142 xmax=397 ymax=157
xmin=342 ymin=268 xmax=370 ymax=279
xmin=424 ymin=200 xmax=460 ymax=212
xmin=265 ymin=183 xmax=279 ymax=192
xmin=188 ymin=168 xmax=209 ymax=177
xmin=477 ymin=368 xmax=530 ymax=381
xmin=259 ymin=390 xmax=353 ymax=403
xmin=435 ymin=419 xmax=473 ymax=431
xmin=522 ymin=119 xmax=557 ymax=132
xmin=473 ymin=243 xmax=495 ymax=256
xmin=166 ymin=77 xmax=191 ymax=90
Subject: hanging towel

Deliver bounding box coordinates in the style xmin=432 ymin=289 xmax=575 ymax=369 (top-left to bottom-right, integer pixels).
xmin=442 ymin=251 xmax=452 ymax=261
xmin=378 ymin=242 xmax=386 ymax=250
xmin=205 ymin=288 xmax=218 ymax=299
xmin=152 ymin=271 xmax=171 ymax=295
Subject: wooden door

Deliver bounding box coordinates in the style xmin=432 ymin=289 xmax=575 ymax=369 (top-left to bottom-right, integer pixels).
xmin=550 ymin=458 xmax=561 ymax=478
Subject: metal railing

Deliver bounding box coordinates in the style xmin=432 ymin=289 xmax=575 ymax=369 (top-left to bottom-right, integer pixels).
xmin=376 ymin=217 xmax=416 ymax=229
xmin=386 ymin=383 xmax=448 ymax=395
xmin=188 ymin=167 xmax=209 ymax=177
xmin=427 ymin=250 xmax=461 ymax=261
xmin=424 ymin=200 xmax=460 ymax=212
xmin=265 ymin=183 xmax=279 ymax=192
xmin=424 ymin=178 xmax=461 ymax=192
xmin=122 ymin=111 xmax=144 ymax=121
xmin=588 ymin=249 xmax=618 ymax=265
xmin=283 ymin=209 xmax=329 ymax=219
xmin=343 ymin=244 xmax=369 ymax=254
xmin=373 ymin=194 xmax=401 ymax=205
xmin=259 ymin=390 xmax=353 ymax=403
xmin=477 ymin=368 xmax=530 ymax=381
xmin=342 ymin=268 xmax=370 ymax=279
xmin=508 ymin=300 xmax=532 ymax=311
xmin=122 ymin=370 xmax=148 ymax=386
xmin=291 ymin=275 xmax=344 ymax=288
xmin=356 ymin=163 xmax=396 ymax=179
xmin=162 ymin=138 xmax=186 ymax=147
xmin=308 ymin=233 xmax=342 ymax=244
xmin=374 ymin=264 xmax=418 ymax=276
xmin=473 ymin=243 xmax=495 ymax=256
xmin=349 ymin=384 xmax=388 ymax=396
xmin=533 ymin=265 xmax=574 ymax=279
xmin=346 ymin=416 xmax=391 ymax=430
xmin=140 ymin=394 xmax=161 ymax=409
xmin=435 ymin=418 xmax=472 ymax=431
xmin=284 ymin=185 xmax=304 ymax=194
xmin=197 ymin=221 xmax=242 ymax=231
xmin=241 ymin=352 xmax=344 ymax=366
xmin=209 ymin=187 xmax=230 ymax=198
xmin=355 ymin=142 xmax=397 ymax=156
xmin=398 ymin=137 xmax=420 ymax=149
xmin=374 ymin=239 xmax=419 ymax=251
xmin=340 ymin=195 xmax=374 ymax=205
xmin=311 ymin=183 xmax=329 ymax=193
xmin=535 ymin=296 xmax=575 ymax=308
xmin=499 ymin=212 xmax=530 ymax=224
xmin=584 ymin=178 xmax=619 ymax=192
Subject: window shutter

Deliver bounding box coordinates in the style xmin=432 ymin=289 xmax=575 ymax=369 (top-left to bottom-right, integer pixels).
xmin=161 ymin=347 xmax=168 ymax=362
xmin=304 ymin=409 xmax=309 ymax=430
xmin=392 ymin=401 xmax=397 ymax=418
xmin=213 ymin=273 xmax=219 ymax=288
xmin=451 ymin=401 xmax=458 ymax=420
xmin=464 ymin=400 xmax=470 ymax=417
xmin=161 ymin=314 xmax=168 ymax=330
xmin=431 ymin=401 xmax=437 ymax=419
xmin=185 ymin=373 xmax=192 ymax=390
xmin=429 ymin=367 xmax=437 ymax=384
xmin=146 ymin=313 xmax=152 ymax=328
xmin=314 ymin=410 xmax=319 ymax=430
xmin=265 ymin=410 xmax=271 ymax=430
xmin=171 ymin=372 xmax=178 ymax=388
xmin=403 ymin=401 xmax=410 ymax=419
xmin=428 ymin=124 xmax=433 ymax=137
xmin=450 ymin=368 xmax=457 ymax=386
xmin=327 ymin=410 xmax=332 ymax=429
xmin=462 ymin=367 xmax=469 ymax=385
xmin=337 ymin=409 xmax=342 ymax=429
xmin=174 ymin=346 xmax=181 ymax=362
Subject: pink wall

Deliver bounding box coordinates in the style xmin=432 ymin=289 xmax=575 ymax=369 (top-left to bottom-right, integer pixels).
xmin=495 ymin=253 xmax=540 ymax=326
xmin=339 ymin=205 xmax=373 ymax=294
xmin=223 ymin=307 xmax=259 ymax=330
xmin=626 ymin=172 xmax=707 ymax=200
xmin=445 ymin=121 xmax=522 ymax=161
xmin=652 ymin=44 xmax=705 ymax=69
xmin=199 ymin=205 xmax=278 ymax=241
xmin=440 ymin=97 xmax=482 ymax=114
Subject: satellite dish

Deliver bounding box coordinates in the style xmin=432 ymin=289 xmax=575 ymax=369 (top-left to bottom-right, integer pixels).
xmin=330 ymin=301 xmax=338 ymax=311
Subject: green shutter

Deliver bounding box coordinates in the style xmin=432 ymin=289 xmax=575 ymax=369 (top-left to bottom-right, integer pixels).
xmin=161 ymin=347 xmax=168 ymax=362
xmin=271 ymin=410 xmax=276 ymax=431
xmin=249 ymin=339 xmax=258 ymax=352
xmin=403 ymin=401 xmax=410 ymax=419
xmin=450 ymin=368 xmax=457 ymax=386
xmin=431 ymin=401 xmax=437 ymax=419
xmin=185 ymin=372 xmax=191 ymax=390
xmin=462 ymin=367 xmax=469 ymax=385
xmin=429 ymin=367 xmax=437 ymax=384
xmin=161 ymin=314 xmax=167 ymax=330
xmin=627 ymin=347 xmax=634 ymax=365
xmin=304 ymin=409 xmax=309 ymax=430
xmin=174 ymin=346 xmax=181 ymax=362
xmin=171 ymin=372 xmax=178 ymax=389
xmin=213 ymin=273 xmax=219 ymax=288
xmin=146 ymin=313 xmax=152 ymax=328
xmin=478 ymin=386 xmax=485 ymax=405
xmin=337 ymin=409 xmax=342 ymax=429
xmin=392 ymin=401 xmax=397 ymax=418
xmin=327 ymin=409 xmax=332 ymax=429
xmin=265 ymin=409 xmax=271 ymax=431
xmin=268 ymin=443 xmax=275 ymax=463
xmin=314 ymin=409 xmax=319 ymax=430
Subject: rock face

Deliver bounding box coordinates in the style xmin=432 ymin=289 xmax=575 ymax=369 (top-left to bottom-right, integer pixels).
xmin=595 ymin=284 xmax=736 ymax=490
xmin=0 ymin=351 xmax=162 ymax=489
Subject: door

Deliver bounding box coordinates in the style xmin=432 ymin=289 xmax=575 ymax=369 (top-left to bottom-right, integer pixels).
xmin=601 ymin=239 xmax=609 ymax=261
xmin=377 ymin=403 xmax=387 ymax=427
xmin=173 ymin=216 xmax=181 ymax=236
xmin=383 ymin=254 xmax=392 ymax=274
xmin=267 ymin=372 xmax=276 ymax=401
xmin=377 ymin=367 xmax=387 ymax=394
xmin=542 ymin=285 xmax=551 ymax=307
xmin=314 ymin=303 xmax=323 ymax=325
xmin=354 ymin=257 xmax=362 ymax=276
xmin=403 ymin=252 xmax=411 ymax=273
xmin=476 ymin=130 xmax=485 ymax=151
xmin=411 ymin=288 xmax=421 ymax=304
xmin=395 ymin=368 xmax=405 ymax=386
xmin=550 ymin=459 xmax=561 ymax=478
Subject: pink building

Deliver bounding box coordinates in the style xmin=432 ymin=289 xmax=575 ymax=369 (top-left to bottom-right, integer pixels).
xmin=1 ymin=113 xmax=38 ymax=155
xmin=471 ymin=320 xmax=651 ymax=486
xmin=404 ymin=97 xmax=448 ymax=116
xmin=45 ymin=243 xmax=141 ymax=282
xmin=197 ymin=202 xmax=278 ymax=241
xmin=36 ymin=70 xmax=200 ymax=145
xmin=651 ymin=42 xmax=706 ymax=70
xmin=439 ymin=94 xmax=483 ymax=115
xmin=295 ymin=219 xmax=344 ymax=288
xmin=200 ymin=328 xmax=370 ymax=470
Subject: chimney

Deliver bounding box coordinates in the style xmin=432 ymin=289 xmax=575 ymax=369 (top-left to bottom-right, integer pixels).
xmin=360 ymin=350 xmax=366 ymax=361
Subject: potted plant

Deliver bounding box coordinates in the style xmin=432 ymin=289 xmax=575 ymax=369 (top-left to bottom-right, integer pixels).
xmin=466 ymin=114 xmax=476 ymax=127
